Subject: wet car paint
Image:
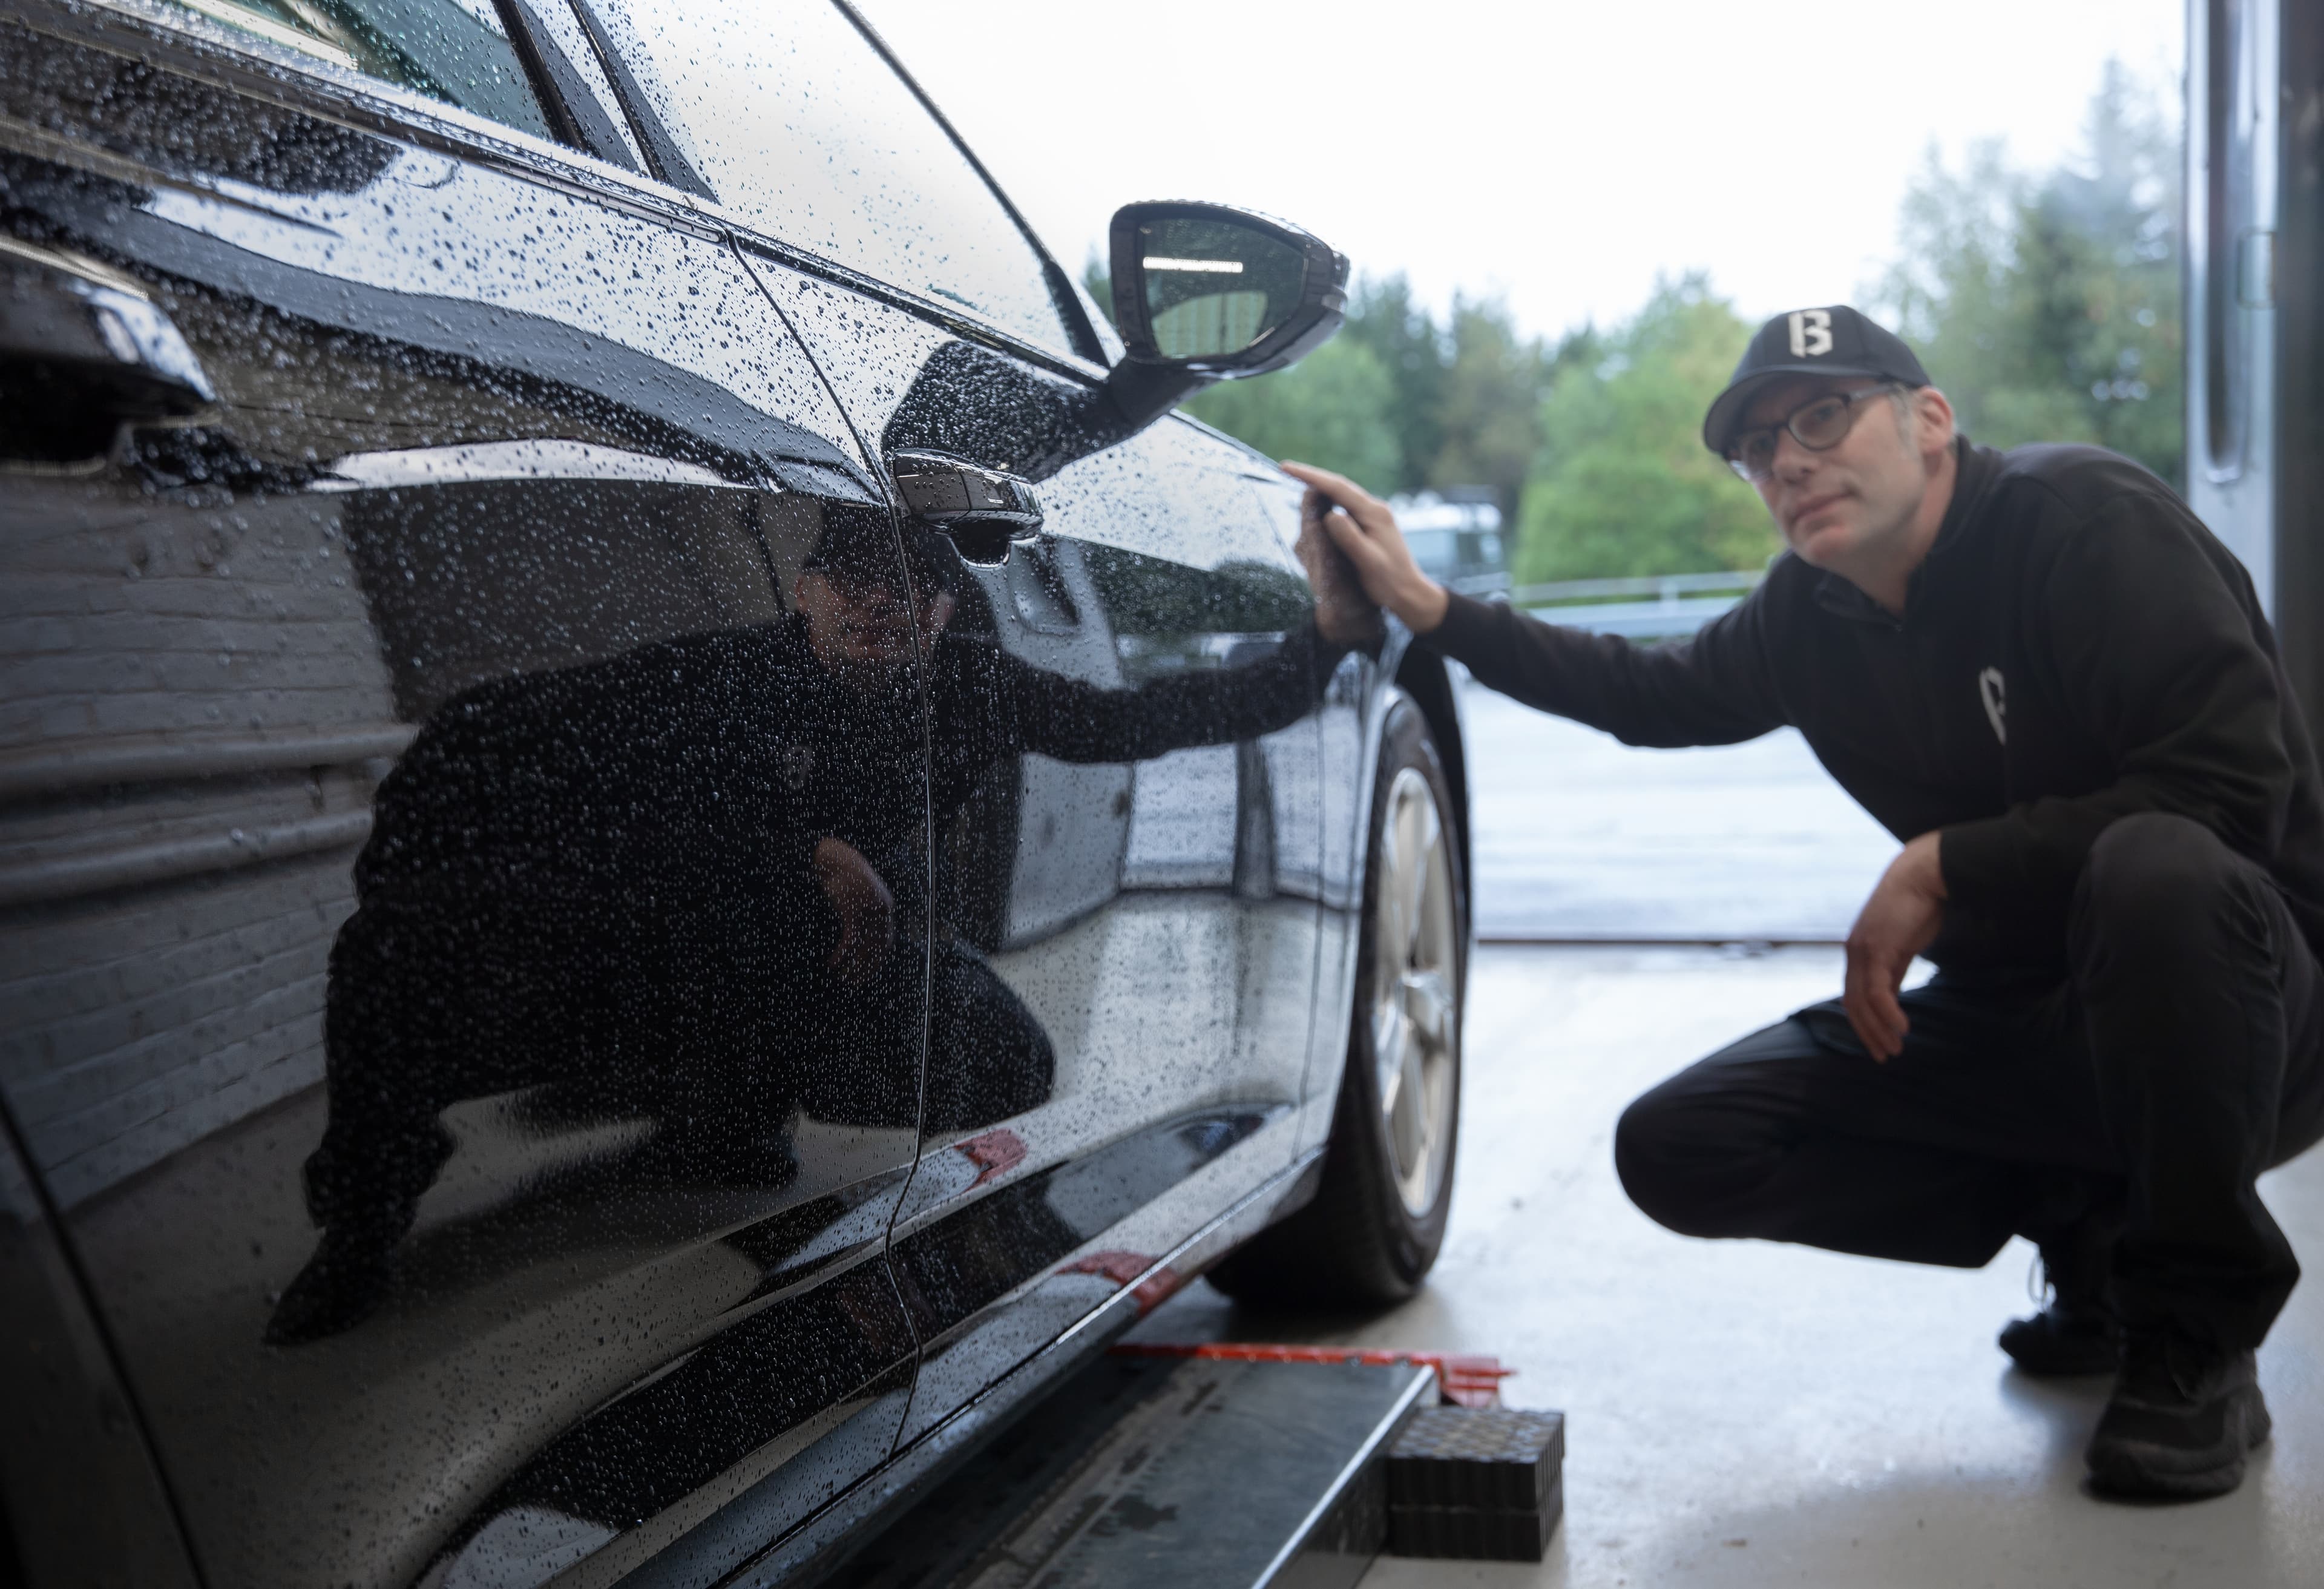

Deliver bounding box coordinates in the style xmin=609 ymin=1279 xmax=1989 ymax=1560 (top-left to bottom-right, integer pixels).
xmin=746 ymin=257 xmax=1350 ymax=1439
xmin=0 ymin=2 xmax=1394 ymax=1585
xmin=2 ymin=14 xmax=927 ymax=1582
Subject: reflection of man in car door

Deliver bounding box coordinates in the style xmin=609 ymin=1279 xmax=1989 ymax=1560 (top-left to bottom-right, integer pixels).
xmin=271 ymin=507 xmax=1373 ymax=1343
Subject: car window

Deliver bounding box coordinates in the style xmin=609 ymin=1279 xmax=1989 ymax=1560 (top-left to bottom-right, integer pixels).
xmin=590 ymin=0 xmax=1074 ymax=357
xmin=516 ymin=0 xmax=644 ymax=168
xmin=171 ymin=0 xmax=555 ymax=140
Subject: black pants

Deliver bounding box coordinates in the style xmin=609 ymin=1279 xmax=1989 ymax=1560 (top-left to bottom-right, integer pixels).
xmin=1615 ymin=812 xmax=2324 ymax=1349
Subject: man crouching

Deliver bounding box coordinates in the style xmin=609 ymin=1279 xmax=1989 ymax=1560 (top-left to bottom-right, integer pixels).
xmin=1293 ymin=304 xmax=2324 ymax=1500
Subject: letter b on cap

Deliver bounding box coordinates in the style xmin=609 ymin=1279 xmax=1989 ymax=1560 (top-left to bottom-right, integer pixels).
xmin=1789 ymin=309 xmax=1834 ymax=357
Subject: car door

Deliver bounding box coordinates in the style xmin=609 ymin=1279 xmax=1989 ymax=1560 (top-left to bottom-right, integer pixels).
xmin=582 ymin=0 xmax=1332 ymax=1446
xmin=1241 ymin=475 xmax=1382 ymax=1161
xmin=0 ymin=5 xmax=927 ymax=1586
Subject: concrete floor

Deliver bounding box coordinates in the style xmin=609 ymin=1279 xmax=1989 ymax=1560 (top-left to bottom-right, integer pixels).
xmin=1134 ymin=944 xmax=2324 ymax=1588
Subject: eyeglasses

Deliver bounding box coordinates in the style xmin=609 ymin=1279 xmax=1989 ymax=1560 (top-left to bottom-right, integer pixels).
xmin=1725 ymin=385 xmax=1902 ymax=482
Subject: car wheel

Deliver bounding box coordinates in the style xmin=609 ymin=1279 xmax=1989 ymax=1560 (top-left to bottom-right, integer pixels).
xmin=1210 ymin=690 xmax=1464 ymax=1306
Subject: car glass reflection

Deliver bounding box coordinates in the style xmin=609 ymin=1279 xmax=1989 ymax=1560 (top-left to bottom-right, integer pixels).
xmin=172 ymin=0 xmax=556 ymax=139
xmin=1135 ymin=215 xmax=1307 ymax=358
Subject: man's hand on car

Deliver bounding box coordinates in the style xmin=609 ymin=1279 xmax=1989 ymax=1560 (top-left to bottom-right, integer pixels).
xmin=1280 ymin=461 xmax=1450 ymax=636
xmin=1843 ymin=831 xmax=1947 ymax=1061
xmin=813 ymin=835 xmax=894 ymax=985
xmin=1293 ymin=487 xmax=1387 ymax=649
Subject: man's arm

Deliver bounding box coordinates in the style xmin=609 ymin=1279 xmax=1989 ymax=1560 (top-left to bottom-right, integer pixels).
xmin=1938 ymin=492 xmax=2299 ymax=938
xmin=987 ymin=619 xmax=1342 ymax=766
xmin=1428 ymin=593 xmax=1784 ymax=747
xmin=1842 ymin=831 xmax=1947 ymax=1061
xmin=1283 ymin=460 xmax=1785 ymax=746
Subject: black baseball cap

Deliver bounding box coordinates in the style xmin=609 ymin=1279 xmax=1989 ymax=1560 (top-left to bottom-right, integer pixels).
xmin=1702 ymin=306 xmax=1930 ymax=455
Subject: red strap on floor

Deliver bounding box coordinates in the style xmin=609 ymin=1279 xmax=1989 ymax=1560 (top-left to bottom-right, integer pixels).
xmin=1110 ymin=1341 xmax=1514 ymax=1408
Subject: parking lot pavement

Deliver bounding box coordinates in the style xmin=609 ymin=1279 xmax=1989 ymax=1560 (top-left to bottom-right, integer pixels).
xmin=1135 ymin=945 xmax=2324 ymax=1588
xmin=1457 ymin=680 xmax=1900 ymax=943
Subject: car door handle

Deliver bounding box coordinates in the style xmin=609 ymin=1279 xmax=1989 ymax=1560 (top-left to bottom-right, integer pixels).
xmin=887 ymin=450 xmax=1043 ymax=565
xmin=1 ymin=237 xmax=215 ymax=460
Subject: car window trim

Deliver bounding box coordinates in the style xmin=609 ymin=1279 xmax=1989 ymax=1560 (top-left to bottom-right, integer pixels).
xmin=91 ymin=0 xmax=580 ymax=157
xmin=560 ymin=0 xmax=713 ymax=199
xmin=21 ymin=0 xmax=723 ymax=240
xmin=829 ymin=0 xmax=1109 ymax=366
xmin=490 ymin=0 xmax=638 ymax=171
xmin=24 ymin=0 xmax=1110 ymax=390
xmin=478 ymin=0 xmax=583 ymax=151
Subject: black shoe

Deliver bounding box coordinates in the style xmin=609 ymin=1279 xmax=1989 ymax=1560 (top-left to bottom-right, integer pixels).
xmin=2000 ymin=1303 xmax=2122 ymax=1377
xmin=264 ymin=1230 xmax=395 ymax=1345
xmin=2086 ymin=1332 xmax=2270 ymax=1501
xmin=2000 ymin=1245 xmax=2122 ymax=1377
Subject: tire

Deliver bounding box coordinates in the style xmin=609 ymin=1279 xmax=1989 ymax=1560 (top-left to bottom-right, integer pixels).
xmin=1210 ymin=691 xmax=1465 ymax=1307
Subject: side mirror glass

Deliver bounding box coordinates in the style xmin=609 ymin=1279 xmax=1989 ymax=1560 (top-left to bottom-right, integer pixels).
xmin=1108 ymin=203 xmax=1347 ymax=377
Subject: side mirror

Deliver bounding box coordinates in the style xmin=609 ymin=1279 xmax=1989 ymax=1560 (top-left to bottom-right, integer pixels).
xmin=1098 ymin=202 xmax=1348 ymax=432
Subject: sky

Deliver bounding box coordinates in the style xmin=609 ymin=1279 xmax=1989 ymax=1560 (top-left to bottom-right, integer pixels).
xmin=856 ymin=0 xmax=2184 ymax=342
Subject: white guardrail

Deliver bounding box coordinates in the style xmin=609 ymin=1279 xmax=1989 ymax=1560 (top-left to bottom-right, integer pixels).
xmin=1480 ymin=568 xmax=1767 ymax=639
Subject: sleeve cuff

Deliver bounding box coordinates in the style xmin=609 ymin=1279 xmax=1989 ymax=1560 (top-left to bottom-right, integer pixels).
xmin=1420 ymin=590 xmax=1499 ymax=662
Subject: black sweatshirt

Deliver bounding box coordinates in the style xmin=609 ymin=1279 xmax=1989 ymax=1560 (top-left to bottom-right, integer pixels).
xmin=1422 ymin=438 xmax=2324 ymax=972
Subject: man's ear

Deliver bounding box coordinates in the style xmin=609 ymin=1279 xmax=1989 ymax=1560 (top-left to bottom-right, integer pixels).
xmin=928 ymin=590 xmax=957 ymax=634
xmin=1914 ymin=386 xmax=1957 ymax=461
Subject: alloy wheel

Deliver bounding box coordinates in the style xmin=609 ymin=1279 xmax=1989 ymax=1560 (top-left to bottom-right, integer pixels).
xmin=1370 ymin=765 xmax=1457 ymax=1217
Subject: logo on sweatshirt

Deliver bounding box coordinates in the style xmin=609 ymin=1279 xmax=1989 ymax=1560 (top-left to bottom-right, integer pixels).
xmin=1978 ymin=667 xmax=2007 ymax=745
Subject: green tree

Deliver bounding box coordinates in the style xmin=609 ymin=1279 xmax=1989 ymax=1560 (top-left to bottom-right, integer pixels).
xmin=1872 ymin=61 xmax=2182 ymax=484
xmin=1181 ymin=334 xmax=1402 ymax=493
xmin=1338 ymin=274 xmax=1448 ymax=495
xmin=1515 ymin=275 xmax=1773 ymax=582
xmin=1086 ymin=260 xmax=1564 ymax=508
xmin=1429 ymin=295 xmax=1558 ymax=524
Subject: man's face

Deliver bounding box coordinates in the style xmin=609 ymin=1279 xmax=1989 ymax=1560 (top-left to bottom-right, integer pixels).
xmin=796 ymin=566 xmax=953 ymax=679
xmin=1741 ymin=377 xmax=1945 ymax=571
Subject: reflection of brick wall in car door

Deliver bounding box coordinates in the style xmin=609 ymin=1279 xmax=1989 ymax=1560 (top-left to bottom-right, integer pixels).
xmin=0 ymin=485 xmax=397 ymax=1209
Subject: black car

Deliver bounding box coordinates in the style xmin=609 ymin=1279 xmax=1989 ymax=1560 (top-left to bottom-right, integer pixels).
xmin=0 ymin=4 xmax=1470 ymax=1584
